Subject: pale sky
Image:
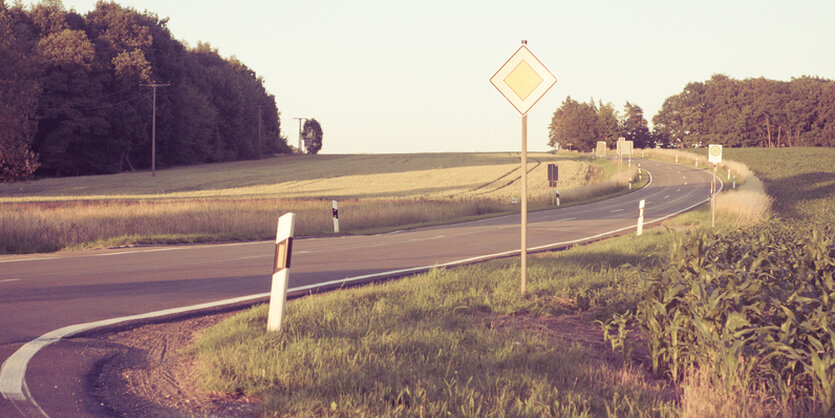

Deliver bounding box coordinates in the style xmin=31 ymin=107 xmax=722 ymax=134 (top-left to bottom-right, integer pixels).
xmin=37 ymin=0 xmax=835 ymax=154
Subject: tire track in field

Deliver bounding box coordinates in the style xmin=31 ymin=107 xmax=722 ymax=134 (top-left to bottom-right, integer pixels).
xmin=465 ymin=157 xmax=542 ymax=196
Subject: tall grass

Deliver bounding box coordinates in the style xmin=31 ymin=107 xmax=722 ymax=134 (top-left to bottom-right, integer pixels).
xmin=0 ymin=198 xmax=512 ymax=253
xmin=722 ymin=147 xmax=835 ymax=224
xmin=642 ymin=148 xmax=772 ymax=226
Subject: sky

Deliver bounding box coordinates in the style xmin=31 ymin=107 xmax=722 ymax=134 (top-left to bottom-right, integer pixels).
xmin=37 ymin=0 xmax=835 ymax=154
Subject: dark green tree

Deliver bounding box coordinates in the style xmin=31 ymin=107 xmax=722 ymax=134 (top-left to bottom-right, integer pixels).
xmin=302 ymin=118 xmax=323 ymax=154
xmin=0 ymin=2 xmax=41 ymax=181
xmin=620 ymin=102 xmax=651 ymax=148
xmin=595 ymin=100 xmax=620 ymax=147
xmin=548 ymin=96 xmax=599 ymax=151
xmin=2 ymin=0 xmax=291 ymax=178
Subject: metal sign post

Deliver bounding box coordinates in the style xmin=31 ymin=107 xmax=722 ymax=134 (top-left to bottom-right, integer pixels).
xmin=491 ymin=41 xmax=557 ymax=297
xmin=708 ymin=144 xmax=722 ymax=228
xmin=711 ymin=165 xmax=717 ymax=228
xmin=547 ymin=163 xmax=559 ymax=205
xmin=267 ymin=213 xmax=296 ymax=332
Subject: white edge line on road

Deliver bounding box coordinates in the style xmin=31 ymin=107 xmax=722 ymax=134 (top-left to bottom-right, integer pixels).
xmin=0 ymin=279 xmax=21 ymax=284
xmin=4 ymin=162 xmax=717 ymax=417
xmin=0 ymin=241 xmax=274 ymax=265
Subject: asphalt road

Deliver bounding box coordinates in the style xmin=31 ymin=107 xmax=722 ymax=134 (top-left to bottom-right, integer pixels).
xmin=0 ymin=158 xmax=717 ymax=416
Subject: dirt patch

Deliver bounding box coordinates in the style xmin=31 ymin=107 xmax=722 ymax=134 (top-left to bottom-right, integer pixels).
xmin=90 ymin=311 xmax=259 ymax=417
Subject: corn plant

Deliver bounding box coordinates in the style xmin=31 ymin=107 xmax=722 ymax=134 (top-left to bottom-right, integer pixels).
xmin=603 ymin=222 xmax=835 ymax=413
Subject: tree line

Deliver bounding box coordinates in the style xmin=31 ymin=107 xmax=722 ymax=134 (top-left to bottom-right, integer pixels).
xmin=549 ymin=74 xmax=835 ymax=151
xmin=0 ymin=0 xmax=290 ymax=182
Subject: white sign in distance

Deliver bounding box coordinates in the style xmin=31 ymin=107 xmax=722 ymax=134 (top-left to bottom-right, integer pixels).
xmin=708 ymin=144 xmax=723 ymax=164
xmin=490 ymin=44 xmax=557 ymax=116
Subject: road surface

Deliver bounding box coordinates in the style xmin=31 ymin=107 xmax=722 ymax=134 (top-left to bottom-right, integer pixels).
xmin=0 ymin=158 xmax=717 ymax=416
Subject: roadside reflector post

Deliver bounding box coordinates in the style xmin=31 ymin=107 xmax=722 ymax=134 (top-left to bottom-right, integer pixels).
xmin=332 ymin=200 xmax=340 ymax=233
xmin=733 ymin=175 xmax=736 ymax=189
xmin=675 ymin=155 xmax=679 ymax=163
xmin=637 ymin=199 xmax=645 ymax=236
xmin=638 ymin=164 xmax=642 ymax=180
xmin=556 ymin=189 xmax=560 ymax=207
xmin=267 ymin=212 xmax=295 ymax=332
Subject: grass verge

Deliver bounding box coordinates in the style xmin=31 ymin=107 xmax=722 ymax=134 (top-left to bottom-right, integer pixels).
xmin=190 ymin=229 xmax=678 ymax=417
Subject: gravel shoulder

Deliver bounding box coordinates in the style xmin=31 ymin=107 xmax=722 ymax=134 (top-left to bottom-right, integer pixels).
xmin=89 ymin=310 xmax=258 ymax=417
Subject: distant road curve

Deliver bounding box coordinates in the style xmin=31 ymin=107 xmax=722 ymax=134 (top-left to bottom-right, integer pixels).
xmin=0 ymin=157 xmax=719 ymax=417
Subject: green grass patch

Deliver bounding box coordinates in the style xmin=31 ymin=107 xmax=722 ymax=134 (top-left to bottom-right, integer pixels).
xmin=191 ymin=229 xmax=679 ymax=416
xmin=671 ymin=147 xmax=835 ymax=224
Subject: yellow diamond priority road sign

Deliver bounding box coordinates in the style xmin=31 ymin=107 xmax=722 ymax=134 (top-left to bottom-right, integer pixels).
xmin=491 ymin=44 xmax=557 ymax=115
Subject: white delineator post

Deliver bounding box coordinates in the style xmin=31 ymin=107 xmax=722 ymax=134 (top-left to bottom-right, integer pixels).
xmin=332 ymin=200 xmax=340 ymax=233
xmin=267 ymin=213 xmax=295 ymax=332
xmin=637 ymin=199 xmax=646 ymax=236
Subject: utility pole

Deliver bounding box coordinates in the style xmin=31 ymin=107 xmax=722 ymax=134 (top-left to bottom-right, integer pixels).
xmin=292 ymin=117 xmax=306 ymax=153
xmin=258 ymin=104 xmax=263 ymax=156
xmin=140 ymin=82 xmax=170 ymax=176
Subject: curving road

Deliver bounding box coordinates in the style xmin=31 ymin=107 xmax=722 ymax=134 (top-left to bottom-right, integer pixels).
xmin=0 ymin=158 xmax=717 ymax=416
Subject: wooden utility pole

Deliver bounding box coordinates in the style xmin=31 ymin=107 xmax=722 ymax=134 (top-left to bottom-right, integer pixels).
xmin=257 ymin=104 xmax=263 ymax=155
xmin=140 ymin=82 xmax=170 ymax=176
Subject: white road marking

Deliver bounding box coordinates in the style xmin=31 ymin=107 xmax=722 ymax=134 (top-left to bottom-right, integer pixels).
xmin=0 ymin=279 xmax=21 ymax=283
xmin=610 ymin=209 xmax=624 ymax=213
xmin=664 ymin=195 xmax=670 ymax=199
xmin=234 ymin=255 xmax=268 ymax=261
xmin=0 ymin=241 xmax=274 ymax=264
xmin=408 ymin=235 xmax=446 ymax=242
xmin=556 ymin=217 xmax=576 ymax=222
xmin=676 ymin=188 xmax=681 ymax=192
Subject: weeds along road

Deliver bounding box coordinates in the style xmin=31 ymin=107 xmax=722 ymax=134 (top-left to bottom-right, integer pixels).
xmin=0 ymin=157 xmax=717 ymax=417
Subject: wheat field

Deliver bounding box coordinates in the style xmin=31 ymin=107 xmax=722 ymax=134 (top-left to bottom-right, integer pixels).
xmin=1 ymin=153 xmax=635 ymax=253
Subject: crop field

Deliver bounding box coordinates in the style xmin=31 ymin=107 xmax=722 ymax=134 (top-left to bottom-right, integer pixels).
xmin=721 ymin=147 xmax=835 ymax=224
xmin=192 ymin=147 xmax=835 ymax=416
xmin=0 ymin=153 xmax=594 ymax=201
xmin=0 ymin=152 xmax=639 ymax=253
